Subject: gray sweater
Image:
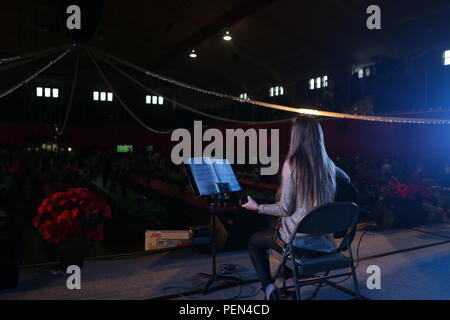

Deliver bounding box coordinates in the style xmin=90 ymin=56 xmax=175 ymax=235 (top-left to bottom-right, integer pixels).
xmin=259 ymin=166 xmax=350 ymax=252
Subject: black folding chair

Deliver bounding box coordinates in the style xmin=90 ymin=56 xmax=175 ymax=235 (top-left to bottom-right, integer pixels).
xmin=272 ymin=202 xmax=361 ymax=300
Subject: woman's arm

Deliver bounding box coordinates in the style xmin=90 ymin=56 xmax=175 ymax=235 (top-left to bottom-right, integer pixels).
xmin=242 ymin=161 xmax=297 ymax=216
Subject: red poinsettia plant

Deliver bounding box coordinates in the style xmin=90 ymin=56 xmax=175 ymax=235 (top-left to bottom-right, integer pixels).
xmin=380 ymin=181 xmax=432 ymax=202
xmin=34 ymin=187 xmax=111 ymax=244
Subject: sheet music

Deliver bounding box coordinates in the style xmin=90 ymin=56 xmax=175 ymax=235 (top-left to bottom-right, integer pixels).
xmin=211 ymin=158 xmax=241 ymax=192
xmin=186 ymin=157 xmax=220 ymax=196
xmin=186 ymin=157 xmax=241 ymax=196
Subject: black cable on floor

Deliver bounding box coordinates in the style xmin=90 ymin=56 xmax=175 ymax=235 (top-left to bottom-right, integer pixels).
xmin=161 ymin=263 xmax=260 ymax=300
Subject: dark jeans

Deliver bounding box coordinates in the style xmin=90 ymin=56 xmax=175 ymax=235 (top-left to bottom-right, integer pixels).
xmin=248 ymin=225 xmax=325 ymax=288
xmin=247 ymin=226 xmax=283 ymax=288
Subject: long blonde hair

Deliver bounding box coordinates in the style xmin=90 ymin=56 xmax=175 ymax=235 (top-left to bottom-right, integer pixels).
xmin=284 ymin=116 xmax=336 ymax=211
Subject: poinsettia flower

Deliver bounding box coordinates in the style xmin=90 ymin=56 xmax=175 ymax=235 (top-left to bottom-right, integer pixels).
xmin=35 ymin=188 xmax=111 ymax=243
xmin=71 ymin=207 xmax=79 ymax=218
xmin=37 ymin=204 xmax=46 ymax=215
xmin=56 ymin=210 xmax=69 ymax=224
xmin=33 ymin=216 xmax=40 ymax=228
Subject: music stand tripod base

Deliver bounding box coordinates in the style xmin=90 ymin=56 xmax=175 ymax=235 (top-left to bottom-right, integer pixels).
xmin=197 ymin=272 xmax=243 ymax=295
xmin=199 ymin=193 xmax=243 ymax=295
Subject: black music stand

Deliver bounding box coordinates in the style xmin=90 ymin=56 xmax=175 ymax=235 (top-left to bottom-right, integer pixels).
xmin=184 ymin=158 xmax=243 ymax=294
xmin=197 ymin=185 xmax=242 ymax=294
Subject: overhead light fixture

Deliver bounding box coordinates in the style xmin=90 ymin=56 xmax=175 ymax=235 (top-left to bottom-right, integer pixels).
xmin=223 ymin=30 xmax=232 ymax=41
xmin=189 ymin=49 xmax=197 ymax=58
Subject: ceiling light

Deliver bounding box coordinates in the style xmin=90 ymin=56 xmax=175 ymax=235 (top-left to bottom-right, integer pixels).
xmin=189 ymin=49 xmax=197 ymax=58
xmin=223 ymin=31 xmax=232 ymax=41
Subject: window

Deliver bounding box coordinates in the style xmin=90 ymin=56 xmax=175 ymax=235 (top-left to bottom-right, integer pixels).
xmin=444 ymin=50 xmax=450 ymax=66
xmin=358 ymin=69 xmax=364 ymax=79
xmin=36 ymin=86 xmax=59 ymax=98
xmin=93 ymin=91 xmax=113 ymax=102
xmin=353 ymin=64 xmax=376 ymax=79
xmin=269 ymin=86 xmax=284 ymax=97
xmin=146 ymin=95 xmax=164 ymax=105
xmin=309 ymin=76 xmax=329 ymax=90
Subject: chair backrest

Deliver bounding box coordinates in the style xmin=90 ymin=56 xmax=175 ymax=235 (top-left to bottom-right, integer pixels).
xmin=292 ymin=202 xmax=360 ymax=249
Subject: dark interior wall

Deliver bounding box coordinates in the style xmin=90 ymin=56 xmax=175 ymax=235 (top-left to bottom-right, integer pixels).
xmin=2 ymin=116 xmax=450 ymax=162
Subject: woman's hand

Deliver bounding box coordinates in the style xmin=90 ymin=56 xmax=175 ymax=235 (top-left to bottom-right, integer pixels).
xmin=241 ymin=196 xmax=259 ymax=212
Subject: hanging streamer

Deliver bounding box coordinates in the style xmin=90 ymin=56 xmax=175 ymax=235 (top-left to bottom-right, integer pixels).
xmin=0 ymin=44 xmax=71 ymax=65
xmin=57 ymin=49 xmax=80 ymax=136
xmin=0 ymin=52 xmax=65 ymax=73
xmin=92 ymin=49 xmax=294 ymax=126
xmin=0 ymin=48 xmax=72 ymax=99
xmin=87 ymin=49 xmax=173 ymax=134
xmin=92 ymin=47 xmax=450 ymax=125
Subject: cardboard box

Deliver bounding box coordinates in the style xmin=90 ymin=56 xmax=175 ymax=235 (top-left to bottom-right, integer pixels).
xmin=145 ymin=230 xmax=192 ymax=251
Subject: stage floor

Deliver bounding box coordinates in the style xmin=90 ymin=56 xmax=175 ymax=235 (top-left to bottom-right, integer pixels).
xmin=1 ymin=223 xmax=450 ymax=300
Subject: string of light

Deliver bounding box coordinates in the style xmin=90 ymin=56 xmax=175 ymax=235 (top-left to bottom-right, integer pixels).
xmin=57 ymin=48 xmax=80 ymax=136
xmin=0 ymin=44 xmax=70 ymax=65
xmin=0 ymin=47 xmax=72 ymax=99
xmin=0 ymin=51 xmax=64 ymax=73
xmin=92 ymin=49 xmax=294 ymax=126
xmin=92 ymin=47 xmax=450 ymax=125
xmin=87 ymin=49 xmax=174 ymax=134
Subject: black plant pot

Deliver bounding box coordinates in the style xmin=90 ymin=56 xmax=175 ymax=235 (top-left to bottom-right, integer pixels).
xmin=56 ymin=236 xmax=87 ymax=270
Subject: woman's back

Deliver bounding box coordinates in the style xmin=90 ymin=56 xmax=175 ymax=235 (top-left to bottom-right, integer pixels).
xmin=259 ymin=161 xmax=342 ymax=252
xmin=257 ymin=116 xmax=343 ymax=251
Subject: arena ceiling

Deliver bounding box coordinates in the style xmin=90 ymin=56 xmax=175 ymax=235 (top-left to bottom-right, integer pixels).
xmin=2 ymin=0 xmax=450 ymax=102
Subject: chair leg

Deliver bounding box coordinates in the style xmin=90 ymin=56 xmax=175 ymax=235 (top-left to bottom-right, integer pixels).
xmin=350 ymin=263 xmax=362 ymax=300
xmin=291 ymin=260 xmax=301 ymax=300
xmin=310 ymin=271 xmax=330 ymax=300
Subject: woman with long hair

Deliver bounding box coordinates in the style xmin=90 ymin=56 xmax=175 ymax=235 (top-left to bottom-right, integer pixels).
xmin=242 ymin=116 xmax=349 ymax=299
